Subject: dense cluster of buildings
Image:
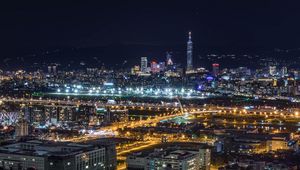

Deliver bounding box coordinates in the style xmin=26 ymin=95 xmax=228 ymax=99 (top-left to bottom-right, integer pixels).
xmin=1 ymin=33 xmax=300 ymax=102
xmin=0 ymin=31 xmax=300 ymax=170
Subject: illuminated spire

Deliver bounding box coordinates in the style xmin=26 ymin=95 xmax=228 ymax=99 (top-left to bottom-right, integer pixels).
xmin=187 ymin=31 xmax=193 ymax=71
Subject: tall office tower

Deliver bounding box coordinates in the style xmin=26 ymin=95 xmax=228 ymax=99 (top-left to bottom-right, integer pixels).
xmin=281 ymin=66 xmax=288 ymax=77
xmin=294 ymin=71 xmax=300 ymax=80
xmin=212 ymin=63 xmax=220 ymax=77
xmin=52 ymin=65 xmax=57 ymax=75
xmin=159 ymin=62 xmax=166 ymax=71
xmin=150 ymin=61 xmax=160 ymax=73
xmin=141 ymin=57 xmax=148 ymax=73
xmin=166 ymin=52 xmax=173 ymax=66
xmin=269 ymin=66 xmax=276 ymax=76
xmin=48 ymin=66 xmax=52 ymax=74
xmin=186 ymin=32 xmax=193 ymax=71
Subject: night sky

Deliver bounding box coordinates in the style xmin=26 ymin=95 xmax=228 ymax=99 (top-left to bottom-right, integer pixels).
xmin=1 ymin=1 xmax=300 ymax=66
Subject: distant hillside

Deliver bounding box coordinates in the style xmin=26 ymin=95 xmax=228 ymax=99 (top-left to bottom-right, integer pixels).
xmin=2 ymin=44 xmax=300 ymax=71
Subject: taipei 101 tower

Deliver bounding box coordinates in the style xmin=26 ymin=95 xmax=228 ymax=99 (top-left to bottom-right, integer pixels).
xmin=186 ymin=31 xmax=193 ymax=71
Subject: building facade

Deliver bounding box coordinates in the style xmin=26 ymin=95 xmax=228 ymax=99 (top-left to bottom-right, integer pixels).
xmin=186 ymin=32 xmax=193 ymax=71
xmin=212 ymin=63 xmax=220 ymax=77
xmin=0 ymin=140 xmax=109 ymax=170
xmin=141 ymin=57 xmax=148 ymax=73
xmin=15 ymin=119 xmax=29 ymax=138
xmin=127 ymin=143 xmax=211 ymax=170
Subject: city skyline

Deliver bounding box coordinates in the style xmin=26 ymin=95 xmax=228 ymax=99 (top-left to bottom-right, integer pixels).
xmin=1 ymin=1 xmax=300 ymax=170
xmin=1 ymin=1 xmax=300 ymax=68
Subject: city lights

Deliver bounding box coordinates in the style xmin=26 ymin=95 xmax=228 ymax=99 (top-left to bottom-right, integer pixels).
xmin=1 ymin=2 xmax=300 ymax=170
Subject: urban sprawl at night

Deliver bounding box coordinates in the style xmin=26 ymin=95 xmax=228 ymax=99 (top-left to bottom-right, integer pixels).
xmin=0 ymin=1 xmax=300 ymax=170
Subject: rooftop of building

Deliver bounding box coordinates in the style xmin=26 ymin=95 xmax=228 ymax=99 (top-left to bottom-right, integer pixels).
xmin=128 ymin=142 xmax=211 ymax=159
xmin=232 ymin=132 xmax=291 ymax=142
xmin=0 ymin=139 xmax=103 ymax=158
xmin=147 ymin=149 xmax=198 ymax=160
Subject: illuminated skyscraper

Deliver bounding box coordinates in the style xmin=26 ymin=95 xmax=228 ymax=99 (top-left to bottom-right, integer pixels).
xmin=48 ymin=66 xmax=52 ymax=74
xmin=52 ymin=65 xmax=57 ymax=75
xmin=141 ymin=57 xmax=148 ymax=73
xmin=48 ymin=65 xmax=57 ymax=75
xmin=212 ymin=63 xmax=220 ymax=77
xmin=281 ymin=66 xmax=288 ymax=77
xmin=269 ymin=66 xmax=276 ymax=76
xmin=150 ymin=61 xmax=160 ymax=73
xmin=187 ymin=32 xmax=193 ymax=71
xmin=166 ymin=52 xmax=173 ymax=66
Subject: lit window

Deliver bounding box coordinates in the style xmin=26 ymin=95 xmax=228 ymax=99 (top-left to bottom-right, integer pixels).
xmin=50 ymin=162 xmax=53 ymax=166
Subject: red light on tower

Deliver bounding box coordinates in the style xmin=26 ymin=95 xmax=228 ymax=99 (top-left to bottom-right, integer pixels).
xmin=212 ymin=63 xmax=219 ymax=67
xmin=212 ymin=63 xmax=220 ymax=77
